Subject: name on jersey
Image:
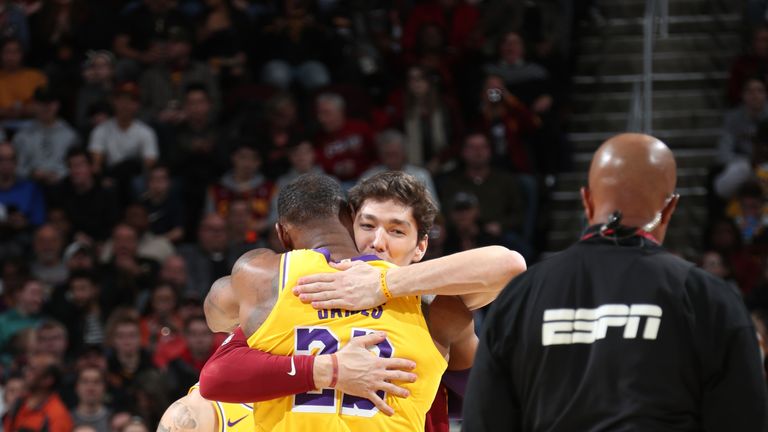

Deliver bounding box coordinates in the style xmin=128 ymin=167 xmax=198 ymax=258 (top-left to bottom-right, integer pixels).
xmin=317 ymin=305 xmax=384 ymax=320
xmin=542 ymin=304 xmax=662 ymax=346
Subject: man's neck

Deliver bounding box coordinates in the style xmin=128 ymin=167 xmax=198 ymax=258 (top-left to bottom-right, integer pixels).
xmin=465 ymin=165 xmax=490 ymax=181
xmin=0 ymin=175 xmax=14 ymax=189
xmin=25 ymin=391 xmax=50 ymax=408
xmin=295 ymin=226 xmax=359 ymax=261
xmin=73 ymin=177 xmax=94 ymax=193
xmin=116 ymin=117 xmax=133 ymax=130
xmin=40 ymin=118 xmax=57 ymax=128
xmin=76 ymin=401 xmax=103 ymax=416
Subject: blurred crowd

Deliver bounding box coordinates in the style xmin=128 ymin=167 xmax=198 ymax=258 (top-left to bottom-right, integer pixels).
xmin=0 ymin=0 xmax=586 ymax=430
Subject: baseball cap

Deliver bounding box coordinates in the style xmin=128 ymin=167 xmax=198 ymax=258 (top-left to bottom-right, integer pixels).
xmin=452 ymin=191 xmax=479 ymax=211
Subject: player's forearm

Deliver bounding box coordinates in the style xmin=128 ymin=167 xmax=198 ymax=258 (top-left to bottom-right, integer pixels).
xmin=199 ymin=328 xmax=316 ymax=402
xmin=387 ymin=246 xmax=526 ymax=298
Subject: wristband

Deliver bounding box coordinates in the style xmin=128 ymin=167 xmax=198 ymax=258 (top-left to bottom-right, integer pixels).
xmin=329 ymin=353 xmax=339 ymax=388
xmin=380 ymin=269 xmax=393 ymax=300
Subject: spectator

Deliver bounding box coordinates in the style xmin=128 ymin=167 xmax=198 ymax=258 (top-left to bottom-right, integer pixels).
xmin=104 ymin=310 xmax=155 ymax=414
xmin=314 ymin=92 xmax=376 ymax=187
xmin=438 ymin=132 xmax=531 ymax=258
xmin=361 ymin=129 xmax=440 ymax=206
xmin=402 ymin=0 xmax=481 ymax=58
xmin=475 ymin=74 xmax=539 ymax=174
xmin=158 ymin=254 xmax=188 ymax=294
xmin=50 ymin=147 xmax=119 ymax=242
xmin=177 ymin=213 xmax=244 ymax=300
xmin=267 ymin=139 xmax=326 ymax=225
xmin=0 ymin=2 xmax=30 ymax=50
xmin=30 ymin=224 xmax=68 ymax=290
xmin=139 ymin=164 xmax=184 ymax=243
xmin=728 ymin=25 xmax=768 ymax=105
xmin=443 ymin=191 xmax=502 ymax=255
xmin=0 ymin=279 xmax=44 ymax=354
xmin=195 ymin=0 xmax=250 ymax=85
xmin=225 ymin=198 xmax=262 ymax=247
xmin=36 ymin=320 xmax=70 ymax=365
xmin=163 ymin=315 xmax=215 ymax=398
xmin=140 ymin=283 xmax=182 ymax=353
xmin=101 ymin=203 xmax=175 ymax=264
xmin=715 ymin=78 xmax=768 ymax=199
xmin=0 ymin=37 xmax=46 ymax=124
xmin=99 ymin=224 xmax=159 ymax=315
xmin=205 ymin=144 xmax=274 ymax=236
xmin=1 ymin=374 xmax=26 ymax=422
xmin=0 ymin=141 xmax=46 ymax=227
xmin=700 ymin=249 xmax=738 ymax=287
xmin=139 ymin=27 xmax=220 ymax=124
xmin=47 ymin=271 xmax=105 ymax=355
xmin=27 ymin=0 xmax=89 ymax=66
xmin=256 ymin=93 xmax=303 ymax=180
xmin=0 ymin=258 xmax=30 ymax=310
xmin=705 ymin=217 xmax=762 ymax=294
xmin=71 ymin=367 xmax=111 ymax=432
xmin=258 ymin=0 xmax=331 ymax=91
xmin=112 ymin=0 xmax=191 ymax=79
xmin=62 ymin=241 xmax=97 ymax=273
xmin=3 ymin=352 xmax=73 ymax=432
xmin=75 ymin=50 xmax=116 ymax=133
xmin=88 ymin=82 xmax=158 ymax=204
xmin=725 ymin=181 xmax=768 ymax=246
xmin=12 ymin=86 xmax=79 ymax=186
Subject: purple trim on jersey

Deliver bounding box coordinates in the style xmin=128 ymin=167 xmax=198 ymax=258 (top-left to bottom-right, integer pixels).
xmin=281 ymin=252 xmax=290 ymax=291
xmin=241 ymin=403 xmax=253 ymax=411
xmin=214 ymin=402 xmax=226 ymax=432
xmin=312 ymin=248 xmax=379 ymax=263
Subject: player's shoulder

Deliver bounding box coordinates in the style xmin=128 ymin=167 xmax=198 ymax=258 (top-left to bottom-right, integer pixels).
xmin=232 ymin=248 xmax=281 ymax=273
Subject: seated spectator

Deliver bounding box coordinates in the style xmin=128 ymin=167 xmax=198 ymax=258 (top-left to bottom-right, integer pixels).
xmin=258 ymin=0 xmax=331 ymax=91
xmin=725 ymin=181 xmax=768 ymax=246
xmin=140 ymin=165 xmax=184 ymax=243
xmin=361 ymin=129 xmax=440 ymax=206
xmin=225 ymin=198 xmax=263 ymax=247
xmin=3 ymin=352 xmax=73 ymax=432
xmin=699 ymin=249 xmax=739 ymax=289
xmin=728 ymin=25 xmax=768 ymax=106
xmin=163 ymin=315 xmax=214 ymax=399
xmin=139 ymin=27 xmax=220 ymax=124
xmin=195 ymin=0 xmax=250 ymax=85
xmin=140 ymin=283 xmax=182 ymax=353
xmin=0 ymin=141 xmax=46 ymax=227
xmin=62 ymin=241 xmax=97 ymax=274
xmin=1 ymin=374 xmax=26 ymax=422
xmin=256 ymin=93 xmax=304 ymax=180
xmin=485 ymin=32 xmax=552 ymax=111
xmin=267 ymin=138 xmax=325 ymax=225
xmin=112 ymin=0 xmax=192 ymax=80
xmin=36 ymin=320 xmax=70 ymax=365
xmin=443 ymin=191 xmax=502 ymax=255
xmin=0 ymin=37 xmax=46 ymax=125
xmin=715 ymin=78 xmax=768 ymax=199
xmin=314 ymin=92 xmax=375 ymax=187
xmin=104 ymin=310 xmax=155 ymax=414
xmin=0 ymin=258 xmax=30 ymax=311
xmin=381 ymin=66 xmax=463 ymax=173
xmin=438 ymin=132 xmax=532 ymax=258
xmin=101 ymin=203 xmax=175 ymax=264
xmin=205 ymin=145 xmax=274 ymax=236
xmin=0 ymin=2 xmax=29 ymax=50
xmin=75 ymin=50 xmax=116 ymax=133
xmin=0 ymin=279 xmax=44 ymax=355
xmin=70 ymin=367 xmax=111 ymax=432
xmin=88 ymin=82 xmax=158 ymax=204
xmin=30 ymin=224 xmax=68 ymax=292
xmin=98 ymin=224 xmax=159 ymax=315
xmin=177 ymin=213 xmax=245 ymax=300
xmin=49 ymin=148 xmax=119 ymax=243
xmin=47 ymin=271 xmax=105 ymax=355
xmin=402 ymin=0 xmax=481 ymax=59
xmin=475 ymin=74 xmax=539 ymax=174
xmin=158 ymin=254 xmax=188 ymax=294
xmin=704 ymin=217 xmax=762 ymax=294
xmin=12 ymin=86 xmax=79 ymax=186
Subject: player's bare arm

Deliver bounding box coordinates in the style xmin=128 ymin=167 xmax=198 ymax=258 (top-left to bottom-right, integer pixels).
xmin=204 ymin=276 xmax=239 ymax=333
xmin=157 ymin=390 xmax=216 ymax=432
xmin=293 ymin=246 xmax=526 ymax=311
xmin=426 ymin=295 xmax=478 ymax=369
xmin=229 ymin=248 xmax=282 ymax=337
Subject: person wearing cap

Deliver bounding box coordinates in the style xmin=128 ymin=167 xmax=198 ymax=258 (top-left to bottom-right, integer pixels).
xmin=88 ymin=82 xmax=158 ymax=204
xmin=138 ymin=26 xmax=220 ymax=124
xmin=463 ymin=133 xmax=768 ymax=431
xmin=443 ymin=191 xmax=502 ymax=255
xmin=12 ymin=86 xmax=79 ymax=185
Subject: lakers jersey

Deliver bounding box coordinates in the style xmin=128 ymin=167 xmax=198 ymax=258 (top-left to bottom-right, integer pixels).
xmin=247 ymin=249 xmax=447 ymax=431
xmin=188 ymin=384 xmax=254 ymax=432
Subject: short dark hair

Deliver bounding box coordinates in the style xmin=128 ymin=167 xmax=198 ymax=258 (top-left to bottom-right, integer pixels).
xmin=278 ymin=173 xmax=344 ymax=225
xmin=69 ymin=270 xmax=97 ymax=285
xmin=66 ymin=146 xmax=91 ymax=164
xmin=349 ymin=171 xmax=437 ymax=239
xmin=184 ymin=82 xmax=209 ymax=98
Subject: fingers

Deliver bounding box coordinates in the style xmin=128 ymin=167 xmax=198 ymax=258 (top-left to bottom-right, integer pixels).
xmin=367 ymin=392 xmax=394 ymax=416
xmin=328 ymin=260 xmax=363 ymax=271
xmin=376 ymin=381 xmax=411 ymax=399
xmin=380 ymin=357 xmax=416 ymax=371
xmin=294 ymin=282 xmax=334 ymax=296
xmin=381 ymin=370 xmax=417 ymax=384
xmin=309 ymin=299 xmax=351 ymax=310
xmin=348 ymin=331 xmax=387 ymax=347
xmin=295 ymin=273 xmax=337 ymax=290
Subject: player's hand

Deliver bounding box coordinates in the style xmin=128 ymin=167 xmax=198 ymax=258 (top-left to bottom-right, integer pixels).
xmin=332 ymin=331 xmax=417 ymax=416
xmin=293 ymin=260 xmax=386 ymax=310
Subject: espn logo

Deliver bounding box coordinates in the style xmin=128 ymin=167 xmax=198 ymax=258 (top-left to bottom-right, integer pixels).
xmin=542 ymin=304 xmax=662 ymax=346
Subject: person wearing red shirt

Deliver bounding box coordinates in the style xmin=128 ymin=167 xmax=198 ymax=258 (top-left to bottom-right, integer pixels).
xmin=314 ymin=93 xmax=376 ymax=186
xmin=402 ymin=0 xmax=481 ymax=56
xmin=3 ymin=352 xmax=74 ymax=432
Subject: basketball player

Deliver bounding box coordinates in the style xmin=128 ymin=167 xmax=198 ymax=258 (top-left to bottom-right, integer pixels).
xmin=157 ymin=385 xmax=253 ymax=432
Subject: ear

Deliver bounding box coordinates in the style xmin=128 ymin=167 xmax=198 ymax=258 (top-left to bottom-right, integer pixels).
xmin=660 ymin=194 xmax=679 ymax=226
xmin=580 ymin=186 xmax=594 ymax=223
xmin=276 ymin=222 xmax=293 ymax=250
xmin=412 ymin=235 xmax=429 ymax=263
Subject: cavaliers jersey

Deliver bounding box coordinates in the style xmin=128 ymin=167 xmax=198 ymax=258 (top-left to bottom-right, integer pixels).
xmin=188 ymin=384 xmax=254 ymax=432
xmin=246 ymin=249 xmax=447 ymax=431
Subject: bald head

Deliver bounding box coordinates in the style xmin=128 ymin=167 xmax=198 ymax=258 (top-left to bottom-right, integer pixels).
xmin=582 ymin=133 xmax=678 ymax=242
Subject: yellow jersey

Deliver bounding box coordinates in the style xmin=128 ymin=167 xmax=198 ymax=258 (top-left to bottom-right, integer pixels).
xmin=247 ymin=249 xmax=447 ymax=431
xmin=187 ymin=384 xmax=254 ymax=432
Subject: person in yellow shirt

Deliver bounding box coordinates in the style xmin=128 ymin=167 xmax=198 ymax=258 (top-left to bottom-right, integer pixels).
xmin=0 ymin=38 xmax=46 ymax=121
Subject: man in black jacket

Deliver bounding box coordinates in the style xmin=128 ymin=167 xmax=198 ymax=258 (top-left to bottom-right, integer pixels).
xmin=463 ymin=133 xmax=768 ymax=431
